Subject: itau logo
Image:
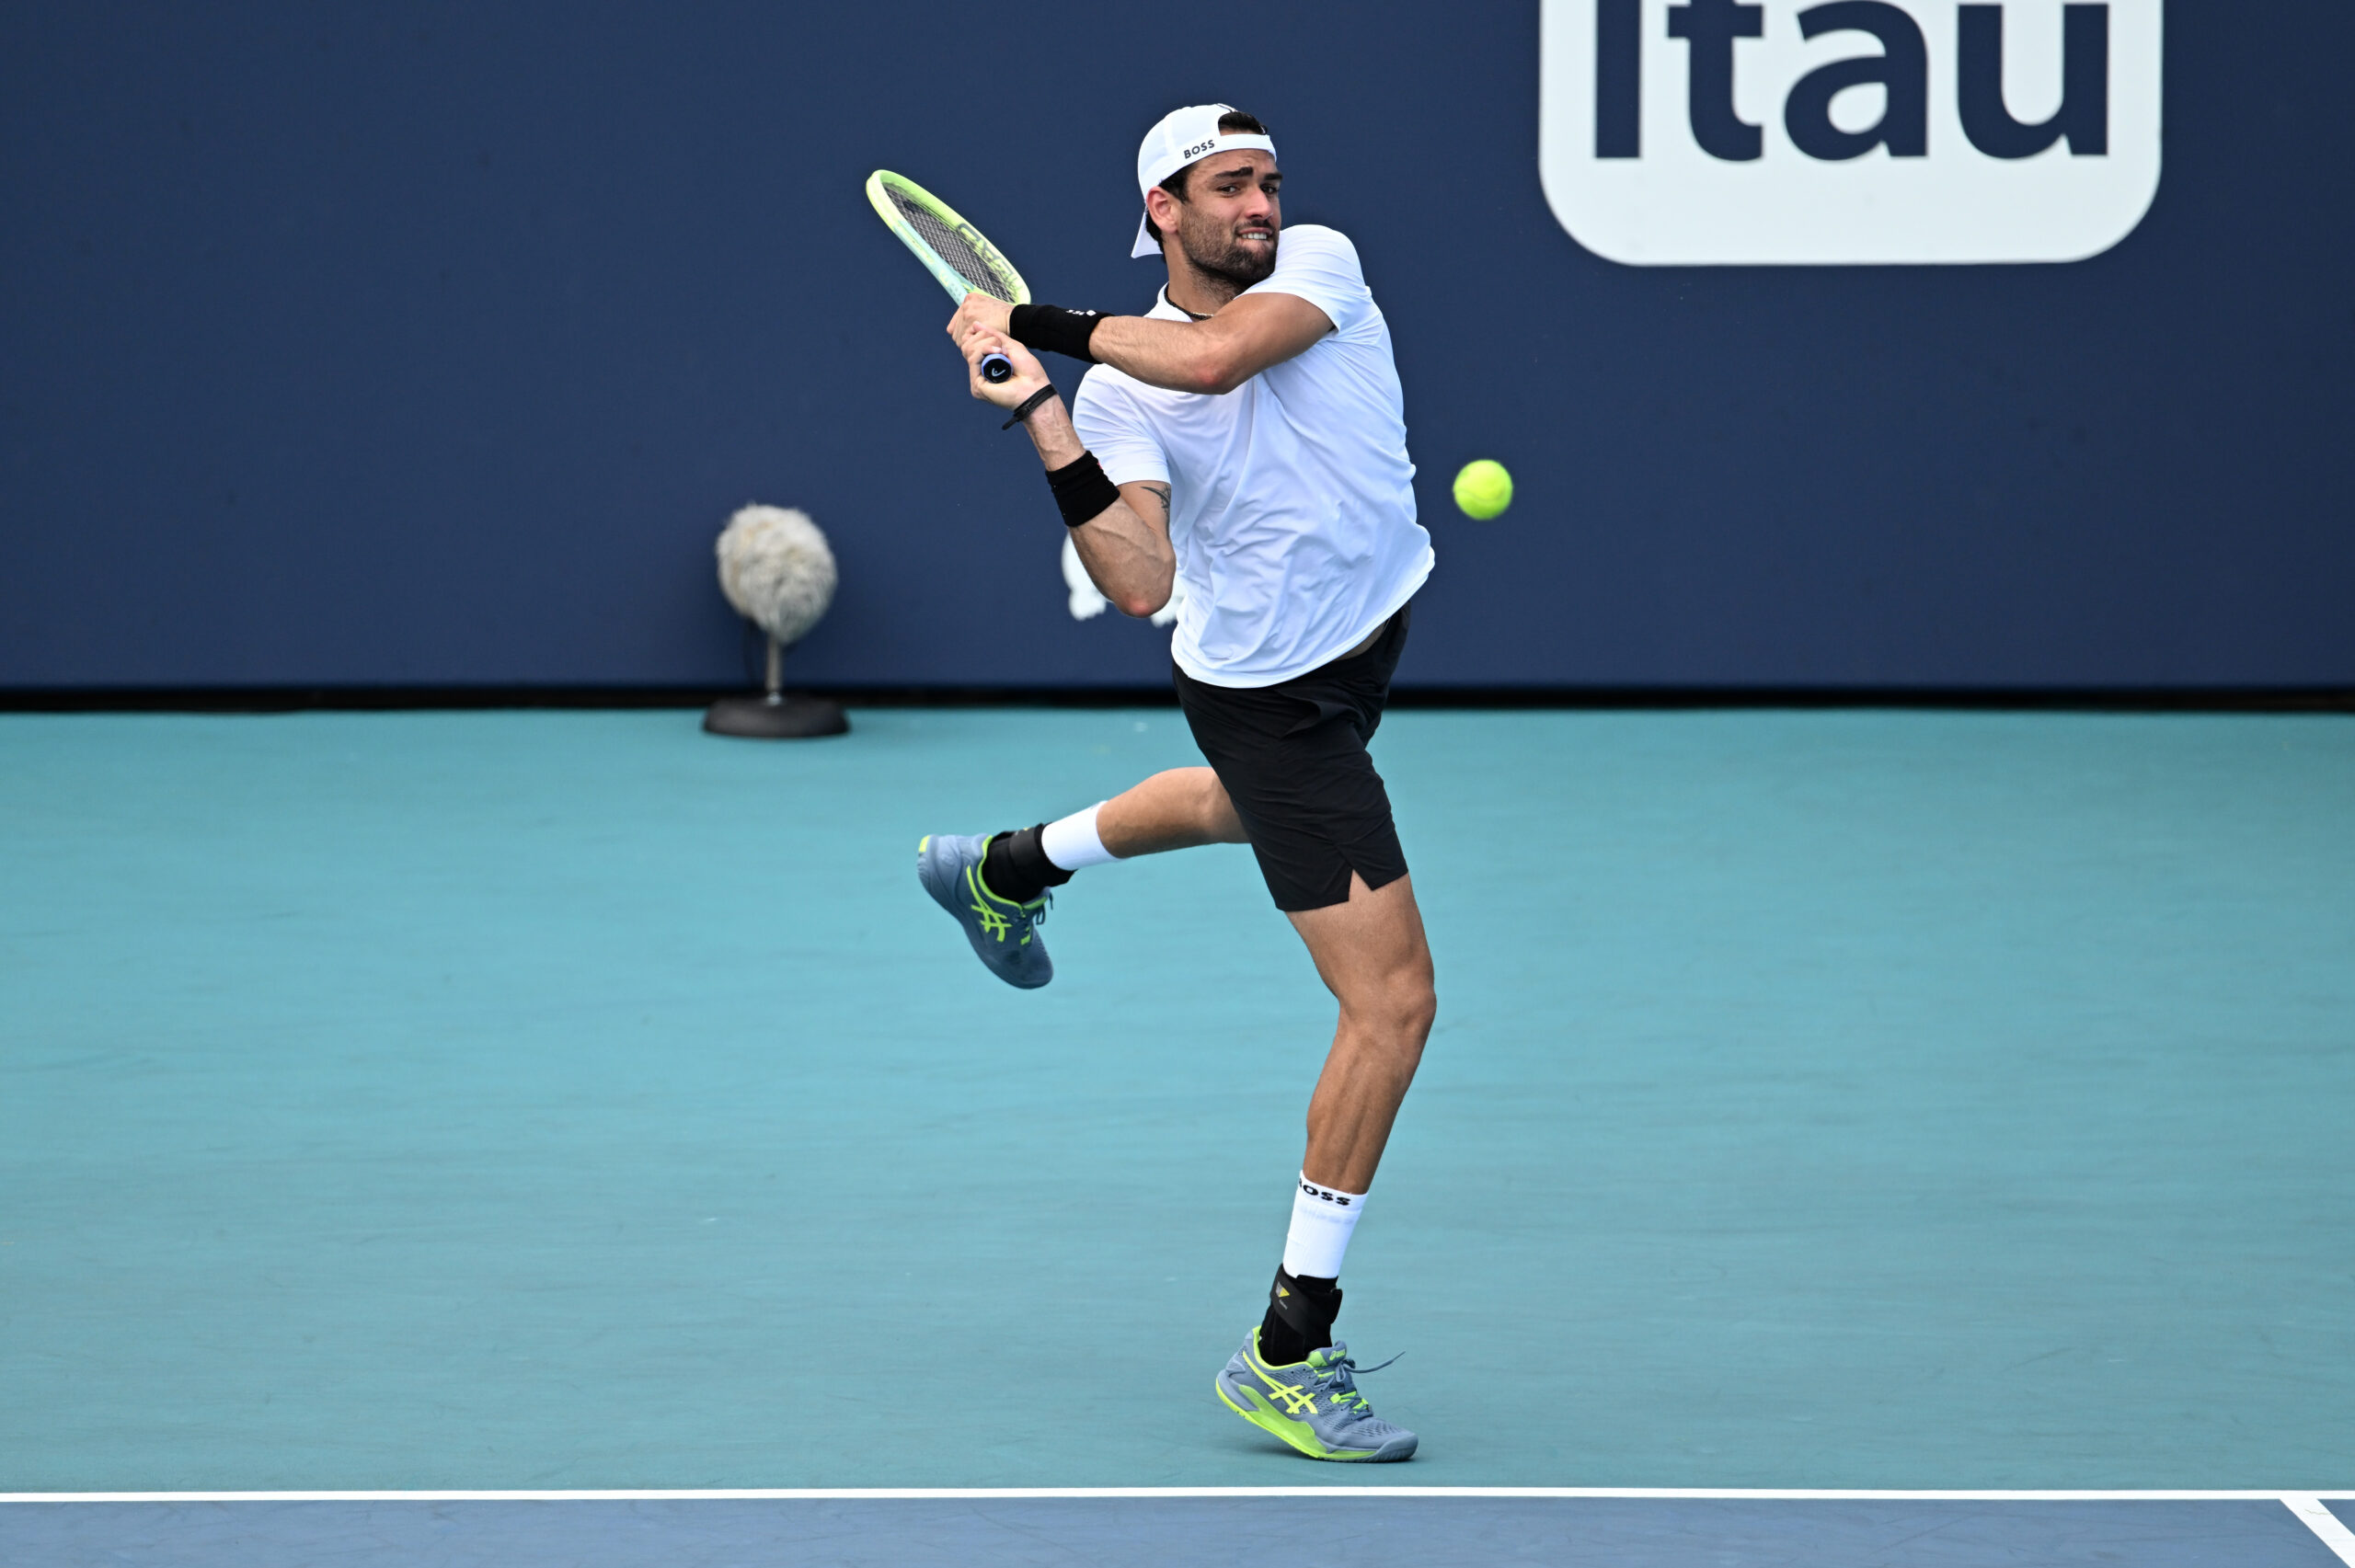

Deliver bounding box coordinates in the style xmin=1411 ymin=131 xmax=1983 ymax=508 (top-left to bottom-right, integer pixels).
xmin=1539 ymin=0 xmax=2161 ymax=263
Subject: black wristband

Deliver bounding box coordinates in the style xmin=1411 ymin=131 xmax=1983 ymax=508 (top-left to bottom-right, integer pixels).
xmin=1001 ymin=383 xmax=1058 ymax=429
xmin=1008 ymin=303 xmax=1106 ymax=362
xmin=1044 ymin=451 xmax=1122 ymax=530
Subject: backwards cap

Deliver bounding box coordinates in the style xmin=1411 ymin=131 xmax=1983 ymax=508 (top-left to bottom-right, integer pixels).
xmin=1131 ymin=103 xmax=1278 ymax=258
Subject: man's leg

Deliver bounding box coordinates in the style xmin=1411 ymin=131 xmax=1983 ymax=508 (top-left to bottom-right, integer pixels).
xmin=1255 ymin=871 xmax=1434 ymax=1368
xmin=1288 ymin=871 xmax=1436 ymax=1195
xmin=1108 ymin=782 xmax=1434 ymax=1187
xmin=1214 ymin=869 xmax=1431 ymax=1464
xmin=1097 ymin=766 xmax=1248 ymax=856
xmin=984 ymin=765 xmax=1245 ymax=900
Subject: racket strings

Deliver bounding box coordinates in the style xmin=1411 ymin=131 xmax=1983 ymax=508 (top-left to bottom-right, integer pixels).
xmin=889 ymin=189 xmax=1017 ymax=301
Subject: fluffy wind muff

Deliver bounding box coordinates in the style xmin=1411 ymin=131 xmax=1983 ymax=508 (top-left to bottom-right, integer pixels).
xmin=715 ymin=505 xmax=837 ymax=647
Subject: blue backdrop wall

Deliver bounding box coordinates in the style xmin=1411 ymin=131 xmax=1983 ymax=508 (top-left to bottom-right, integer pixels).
xmin=3 ymin=2 xmax=2349 ymax=691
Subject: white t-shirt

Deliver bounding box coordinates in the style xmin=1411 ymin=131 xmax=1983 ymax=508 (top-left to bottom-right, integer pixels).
xmin=1071 ymin=223 xmax=1432 ymax=688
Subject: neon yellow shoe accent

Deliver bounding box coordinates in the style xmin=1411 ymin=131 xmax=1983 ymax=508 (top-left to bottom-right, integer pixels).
xmin=1212 ymin=1329 xmax=1410 ymax=1461
xmin=959 ymin=862 xmax=1034 ymax=944
xmin=1215 ymin=1375 xmax=1366 ymax=1460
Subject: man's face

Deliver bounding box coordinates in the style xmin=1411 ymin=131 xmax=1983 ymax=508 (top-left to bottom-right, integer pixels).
xmin=1159 ymin=150 xmax=1282 ymax=289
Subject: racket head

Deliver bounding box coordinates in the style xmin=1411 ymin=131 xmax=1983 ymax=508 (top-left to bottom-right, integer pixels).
xmin=866 ymin=170 xmax=1031 ymax=307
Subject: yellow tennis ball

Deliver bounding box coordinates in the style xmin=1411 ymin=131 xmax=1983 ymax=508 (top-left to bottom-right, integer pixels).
xmin=1452 ymin=459 xmax=1513 ymax=520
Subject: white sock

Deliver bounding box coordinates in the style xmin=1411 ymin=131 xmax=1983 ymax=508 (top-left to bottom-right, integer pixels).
xmin=1040 ymin=802 xmax=1119 ymax=874
xmin=1281 ymin=1172 xmax=1367 ymax=1279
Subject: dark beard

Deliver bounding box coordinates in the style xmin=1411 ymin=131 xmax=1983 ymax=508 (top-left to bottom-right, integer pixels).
xmin=1178 ymin=223 xmax=1278 ymax=291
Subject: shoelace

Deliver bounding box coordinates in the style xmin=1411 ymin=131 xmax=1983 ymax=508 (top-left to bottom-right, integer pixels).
xmin=1316 ymin=1351 xmax=1401 ymax=1413
xmin=967 ymin=883 xmax=1051 ymax=938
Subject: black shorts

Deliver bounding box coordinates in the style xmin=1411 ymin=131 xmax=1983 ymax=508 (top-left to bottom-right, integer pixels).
xmin=1172 ymin=605 xmax=1412 ymax=912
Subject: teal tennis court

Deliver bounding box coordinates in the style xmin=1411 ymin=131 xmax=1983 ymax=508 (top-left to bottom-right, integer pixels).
xmin=3 ymin=708 xmax=2350 ymax=1564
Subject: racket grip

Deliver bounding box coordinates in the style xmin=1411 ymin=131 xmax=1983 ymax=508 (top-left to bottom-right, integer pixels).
xmin=980 ymin=351 xmax=1014 ymax=384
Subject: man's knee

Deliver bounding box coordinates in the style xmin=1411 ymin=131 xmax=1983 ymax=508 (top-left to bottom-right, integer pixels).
xmin=1396 ymin=972 xmax=1437 ymax=1044
xmin=1355 ymin=963 xmax=1434 ymax=1047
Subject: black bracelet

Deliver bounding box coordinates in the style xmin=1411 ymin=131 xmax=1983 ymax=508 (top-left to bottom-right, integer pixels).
xmin=1044 ymin=451 xmax=1122 ymax=530
xmin=1008 ymin=303 xmax=1106 ymax=362
xmin=1000 ymin=383 xmax=1059 ymax=430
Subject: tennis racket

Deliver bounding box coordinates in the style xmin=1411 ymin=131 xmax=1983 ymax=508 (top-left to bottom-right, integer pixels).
xmin=866 ymin=169 xmax=1029 ymax=384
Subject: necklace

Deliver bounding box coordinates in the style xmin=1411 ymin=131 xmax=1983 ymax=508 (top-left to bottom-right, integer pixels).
xmin=1161 ymin=287 xmax=1213 ymax=322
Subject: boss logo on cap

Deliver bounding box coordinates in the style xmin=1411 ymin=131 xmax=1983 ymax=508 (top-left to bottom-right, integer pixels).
xmin=1184 ymin=138 xmax=1219 ymax=159
xmin=1538 ymin=0 xmax=2161 ymax=263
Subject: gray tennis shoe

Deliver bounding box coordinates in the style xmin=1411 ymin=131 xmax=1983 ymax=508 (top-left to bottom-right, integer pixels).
xmin=1215 ymin=1331 xmax=1419 ymax=1462
xmin=915 ymin=832 xmax=1052 ymax=990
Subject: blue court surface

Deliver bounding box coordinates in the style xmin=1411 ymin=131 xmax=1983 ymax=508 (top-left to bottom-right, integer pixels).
xmin=3 ymin=708 xmax=2351 ymax=1565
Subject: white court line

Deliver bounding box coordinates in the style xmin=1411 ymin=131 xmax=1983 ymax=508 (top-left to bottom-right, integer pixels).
xmin=3 ymin=1487 xmax=2351 ymax=1504
xmin=2286 ymin=1496 xmax=2355 ymax=1567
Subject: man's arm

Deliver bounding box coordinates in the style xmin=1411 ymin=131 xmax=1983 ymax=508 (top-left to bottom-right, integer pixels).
xmin=960 ymin=328 xmax=1176 ymax=619
xmin=1088 ymin=292 xmax=1332 ymax=395
xmin=950 ymin=291 xmax=1333 ymax=398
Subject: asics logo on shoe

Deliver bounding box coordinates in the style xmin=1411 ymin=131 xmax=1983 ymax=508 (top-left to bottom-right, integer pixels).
xmin=959 ymin=866 xmax=1018 ymax=942
xmin=1250 ymin=1368 xmax=1317 ymax=1416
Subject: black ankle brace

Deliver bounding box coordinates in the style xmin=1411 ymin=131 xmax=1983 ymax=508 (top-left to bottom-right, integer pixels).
xmin=979 ymin=824 xmax=1072 ymax=905
xmin=1259 ymin=1266 xmax=1342 ymax=1366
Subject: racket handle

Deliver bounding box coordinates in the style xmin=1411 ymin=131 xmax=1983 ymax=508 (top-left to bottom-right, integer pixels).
xmin=980 ymin=351 xmax=1014 ymax=384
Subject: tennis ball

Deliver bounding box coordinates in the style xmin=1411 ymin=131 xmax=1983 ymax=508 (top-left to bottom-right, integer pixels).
xmin=1452 ymin=459 xmax=1513 ymax=520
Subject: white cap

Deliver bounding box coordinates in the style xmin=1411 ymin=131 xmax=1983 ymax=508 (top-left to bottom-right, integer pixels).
xmin=1131 ymin=103 xmax=1277 ymax=258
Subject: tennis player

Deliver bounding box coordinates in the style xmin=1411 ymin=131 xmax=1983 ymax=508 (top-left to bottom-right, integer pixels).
xmin=917 ymin=105 xmax=1433 ymax=1463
